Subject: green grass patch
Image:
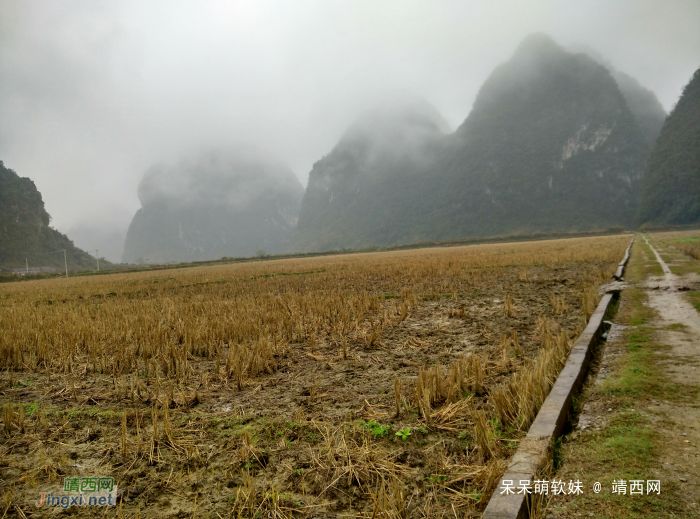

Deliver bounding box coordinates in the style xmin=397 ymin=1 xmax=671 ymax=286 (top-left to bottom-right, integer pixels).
xmin=626 ymin=243 xmax=654 ymax=283
xmin=600 ymin=319 xmax=691 ymax=401
xmin=553 ymin=412 xmax=681 ymax=517
xmin=638 ymin=241 xmax=664 ymax=276
xmin=687 ymin=291 xmax=700 ymax=314
xmin=554 ymin=414 xmax=682 ymax=517
xmin=585 ymin=412 xmax=655 ymax=472
xmin=546 ymin=245 xmax=696 ymax=517
xmin=622 ymin=289 xmax=653 ymax=326
xmin=668 ymin=236 xmax=700 ymax=243
xmin=665 ymin=323 xmax=687 ymax=331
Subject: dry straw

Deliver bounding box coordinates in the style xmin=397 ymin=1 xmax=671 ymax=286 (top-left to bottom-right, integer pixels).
xmin=0 ymin=235 xmax=625 ymax=516
xmin=0 ymin=237 xmax=622 ymax=395
xmin=490 ymin=328 xmax=573 ymax=431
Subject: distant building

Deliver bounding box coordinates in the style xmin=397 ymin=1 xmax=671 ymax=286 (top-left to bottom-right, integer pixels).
xmin=11 ymin=267 xmax=57 ymax=275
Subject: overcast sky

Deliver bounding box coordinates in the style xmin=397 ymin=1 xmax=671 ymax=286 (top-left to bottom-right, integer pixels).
xmin=1 ymin=0 xmax=699 ymax=261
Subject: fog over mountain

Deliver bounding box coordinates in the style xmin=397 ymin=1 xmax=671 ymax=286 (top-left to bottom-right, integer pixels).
xmin=122 ymin=149 xmax=303 ymax=263
xmin=292 ymin=93 xmax=450 ymax=251
xmin=1 ymin=1 xmax=699 ymax=258
xmin=439 ymin=34 xmax=649 ymax=235
xmin=569 ymin=43 xmax=667 ymax=145
xmin=293 ymin=34 xmax=655 ymax=251
xmin=66 ymin=225 xmax=126 ymax=265
xmin=640 ymin=68 xmax=700 ymax=226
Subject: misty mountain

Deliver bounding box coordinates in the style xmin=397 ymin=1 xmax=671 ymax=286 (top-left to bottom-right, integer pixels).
xmin=293 ymin=34 xmax=651 ymax=252
xmin=68 ymin=225 xmax=126 ymax=264
xmin=433 ymin=33 xmax=649 ymax=237
xmin=291 ymin=94 xmax=450 ymax=252
xmin=122 ymin=149 xmax=304 ymax=263
xmin=0 ymin=161 xmax=105 ymax=272
xmin=568 ymin=44 xmax=667 ymax=146
xmin=612 ymin=70 xmax=667 ymax=146
xmin=639 ymin=68 xmax=700 ymax=225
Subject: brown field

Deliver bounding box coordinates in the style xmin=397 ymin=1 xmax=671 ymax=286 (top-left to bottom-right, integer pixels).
xmin=0 ymin=236 xmax=628 ymax=518
xmin=650 ymin=229 xmax=700 ymax=260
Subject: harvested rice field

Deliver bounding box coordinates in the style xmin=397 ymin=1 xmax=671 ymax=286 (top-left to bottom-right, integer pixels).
xmin=0 ymin=235 xmax=629 ymax=518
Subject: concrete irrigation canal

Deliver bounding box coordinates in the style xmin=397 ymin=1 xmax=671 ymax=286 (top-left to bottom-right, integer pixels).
xmin=493 ymin=234 xmax=700 ymax=518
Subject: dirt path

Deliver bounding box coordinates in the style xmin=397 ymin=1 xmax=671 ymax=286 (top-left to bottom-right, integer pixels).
xmin=545 ymin=236 xmax=700 ymax=518
xmin=643 ymin=235 xmax=673 ymax=276
xmin=641 ymin=237 xmax=700 ymax=504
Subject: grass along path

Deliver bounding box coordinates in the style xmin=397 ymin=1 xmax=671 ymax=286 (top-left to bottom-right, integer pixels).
xmin=540 ymin=236 xmax=700 ymax=518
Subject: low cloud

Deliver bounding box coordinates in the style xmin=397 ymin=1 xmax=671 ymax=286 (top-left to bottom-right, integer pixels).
xmin=1 ymin=0 xmax=698 ymax=259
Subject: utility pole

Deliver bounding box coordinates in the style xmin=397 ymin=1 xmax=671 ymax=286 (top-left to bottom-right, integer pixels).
xmin=25 ymin=258 xmax=28 ymax=275
xmin=87 ymin=249 xmax=100 ymax=271
xmin=63 ymin=249 xmax=68 ymax=278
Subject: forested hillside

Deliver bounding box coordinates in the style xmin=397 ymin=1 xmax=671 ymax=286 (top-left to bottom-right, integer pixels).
xmin=639 ymin=68 xmax=700 ymax=225
xmin=570 ymin=44 xmax=667 ymax=146
xmin=612 ymin=69 xmax=667 ymax=146
xmin=291 ymin=94 xmax=449 ymax=251
xmin=0 ymin=161 xmax=104 ymax=272
xmin=432 ymin=33 xmax=648 ymax=238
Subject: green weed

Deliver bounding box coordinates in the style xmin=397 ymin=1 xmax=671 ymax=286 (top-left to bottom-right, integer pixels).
xmin=395 ymin=427 xmax=411 ymax=441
